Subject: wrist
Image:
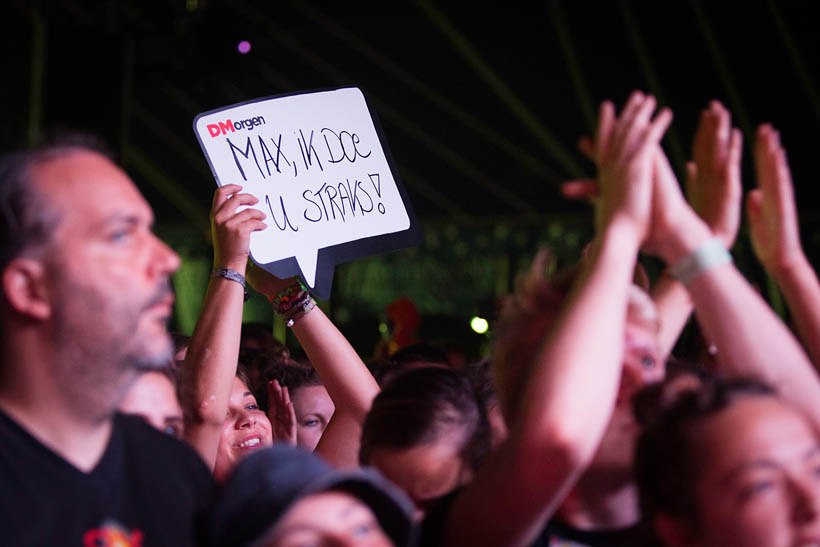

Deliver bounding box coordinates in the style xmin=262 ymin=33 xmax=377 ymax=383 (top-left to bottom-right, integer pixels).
xmin=598 ymin=218 xmax=643 ymax=255
xmin=770 ymin=252 xmax=812 ymax=286
xmin=656 ymin=219 xmax=713 ymax=266
xmin=213 ymin=258 xmax=248 ymax=276
xmin=668 ymin=237 xmax=732 ymax=286
xmin=210 ymin=268 xmax=250 ymax=301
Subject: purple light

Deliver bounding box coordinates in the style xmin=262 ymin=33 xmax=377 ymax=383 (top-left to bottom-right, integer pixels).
xmin=237 ymin=41 xmax=251 ymax=54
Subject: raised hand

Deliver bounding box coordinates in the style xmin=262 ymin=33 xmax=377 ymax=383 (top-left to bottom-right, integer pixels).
xmin=267 ymin=379 xmax=297 ymax=445
xmin=210 ymin=184 xmax=267 ymax=272
xmin=686 ymin=101 xmax=743 ymax=247
xmin=593 ymin=92 xmax=672 ymax=242
xmin=747 ymin=124 xmax=804 ymax=274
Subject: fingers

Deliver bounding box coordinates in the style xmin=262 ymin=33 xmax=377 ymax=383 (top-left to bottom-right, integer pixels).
xmin=726 ymin=128 xmax=743 ymax=183
xmin=595 ymin=101 xmax=616 ymax=162
xmin=754 ymin=124 xmax=776 ymax=191
xmin=712 ymin=101 xmax=731 ymax=165
xmin=267 ymin=380 xmax=279 ymax=423
xmin=692 ymin=108 xmax=714 ymax=167
xmin=281 ymin=385 xmax=293 ymax=408
xmin=684 ymin=161 xmax=698 ymax=199
xmin=619 ymin=95 xmax=658 ymax=159
xmin=223 ymin=208 xmax=267 ymax=230
xmin=745 ymin=190 xmax=766 ymax=248
xmin=212 ymin=184 xmax=244 ymax=212
xmin=213 ymin=192 xmax=260 ymax=222
xmin=578 ymin=136 xmax=595 ymax=161
xmin=561 ymin=179 xmax=598 ymax=200
xmin=612 ymin=91 xmax=646 ymax=147
xmin=643 ymin=107 xmax=673 ymax=149
xmin=755 ymin=124 xmax=794 ymax=209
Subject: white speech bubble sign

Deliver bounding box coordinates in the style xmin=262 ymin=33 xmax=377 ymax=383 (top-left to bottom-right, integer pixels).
xmin=194 ymin=87 xmax=421 ymax=299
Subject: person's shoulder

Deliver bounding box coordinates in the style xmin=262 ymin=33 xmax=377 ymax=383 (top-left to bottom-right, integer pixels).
xmin=115 ymin=413 xmax=213 ymax=486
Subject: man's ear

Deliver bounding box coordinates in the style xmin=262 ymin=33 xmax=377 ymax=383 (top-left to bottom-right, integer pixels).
xmin=654 ymin=513 xmax=700 ymax=547
xmin=2 ymin=258 xmax=51 ymax=320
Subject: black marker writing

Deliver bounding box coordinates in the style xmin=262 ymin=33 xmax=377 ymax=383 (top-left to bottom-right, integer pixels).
xmin=265 ymin=194 xmax=299 ymax=232
xmin=321 ymin=128 xmax=372 ymax=164
xmin=227 ymin=136 xmax=265 ymax=181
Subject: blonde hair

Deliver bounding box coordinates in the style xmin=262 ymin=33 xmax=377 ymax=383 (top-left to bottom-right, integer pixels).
xmin=492 ymin=249 xmax=658 ymax=423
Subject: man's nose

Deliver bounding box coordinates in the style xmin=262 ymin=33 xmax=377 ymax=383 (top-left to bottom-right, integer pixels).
xmin=151 ymin=234 xmax=181 ymax=277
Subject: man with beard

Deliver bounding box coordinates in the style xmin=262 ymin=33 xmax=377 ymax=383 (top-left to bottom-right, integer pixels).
xmin=0 ymin=137 xmax=212 ymax=546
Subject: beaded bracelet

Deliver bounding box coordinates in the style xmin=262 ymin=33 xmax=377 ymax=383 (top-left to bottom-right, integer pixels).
xmin=283 ymin=297 xmax=316 ymax=327
xmin=270 ymin=279 xmax=309 ymax=313
xmin=270 ymin=279 xmax=316 ymax=326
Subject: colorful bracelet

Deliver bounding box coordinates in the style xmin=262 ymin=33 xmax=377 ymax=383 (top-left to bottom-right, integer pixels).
xmin=271 ymin=279 xmax=316 ymax=326
xmin=669 ymin=237 xmax=732 ymax=286
xmin=283 ymin=297 xmax=316 ymax=327
xmin=270 ymin=279 xmax=309 ymax=313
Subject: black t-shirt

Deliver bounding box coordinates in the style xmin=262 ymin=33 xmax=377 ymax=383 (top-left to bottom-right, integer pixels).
xmin=420 ymin=490 xmax=657 ymax=547
xmin=533 ymin=519 xmax=655 ymax=547
xmin=0 ymin=410 xmax=214 ymax=547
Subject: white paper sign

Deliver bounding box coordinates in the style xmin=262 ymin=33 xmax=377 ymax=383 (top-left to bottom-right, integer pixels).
xmin=194 ymin=87 xmax=421 ymax=299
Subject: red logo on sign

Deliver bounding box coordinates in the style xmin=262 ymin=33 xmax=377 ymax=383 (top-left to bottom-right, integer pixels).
xmin=207 ymin=120 xmax=236 ymax=137
xmin=206 ymin=116 xmax=266 ymax=137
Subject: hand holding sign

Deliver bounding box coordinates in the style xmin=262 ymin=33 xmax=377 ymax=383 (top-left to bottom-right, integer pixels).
xmin=194 ymin=87 xmax=421 ymax=299
xmin=210 ymin=184 xmax=267 ymax=273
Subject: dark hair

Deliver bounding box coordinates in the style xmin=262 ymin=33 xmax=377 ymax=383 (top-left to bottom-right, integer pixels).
xmin=360 ymin=367 xmax=491 ymax=474
xmin=389 ymin=343 xmax=451 ymax=368
xmin=252 ymin=353 xmax=322 ymax=412
xmin=0 ymin=133 xmax=113 ymax=268
xmin=240 ymin=322 xmax=289 ymax=356
xmin=235 ymin=362 xmax=254 ymax=394
xmin=635 ymin=377 xmax=776 ymax=524
xmin=369 ymin=343 xmax=452 ymax=387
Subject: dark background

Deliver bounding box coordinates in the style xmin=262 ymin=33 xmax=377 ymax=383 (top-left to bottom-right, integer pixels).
xmin=2 ymin=0 xmax=818 ymax=358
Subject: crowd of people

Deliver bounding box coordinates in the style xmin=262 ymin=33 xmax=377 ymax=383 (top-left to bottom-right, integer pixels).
xmin=2 ymin=91 xmax=820 ymax=546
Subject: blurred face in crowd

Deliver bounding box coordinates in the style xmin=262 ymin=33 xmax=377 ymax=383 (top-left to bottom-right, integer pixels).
xmin=368 ymin=433 xmax=472 ymax=519
xmin=33 ymin=150 xmax=180 ymax=377
xmin=292 ymin=384 xmax=335 ymax=452
xmin=214 ymin=377 xmax=273 ymax=483
xmin=119 ymin=371 xmax=184 ymax=438
xmin=262 ymin=490 xmax=394 ymax=547
xmin=661 ymin=397 xmax=820 ymax=547
xmin=585 ymin=293 xmax=664 ymax=483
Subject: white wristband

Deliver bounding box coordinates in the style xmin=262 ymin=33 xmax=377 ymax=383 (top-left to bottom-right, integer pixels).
xmin=669 ymin=237 xmax=732 ymax=286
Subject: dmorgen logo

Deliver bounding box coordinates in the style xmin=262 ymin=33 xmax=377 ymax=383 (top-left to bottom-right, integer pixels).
xmin=207 ymin=116 xmax=266 ymax=137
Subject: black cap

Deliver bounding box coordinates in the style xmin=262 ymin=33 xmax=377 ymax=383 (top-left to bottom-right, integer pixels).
xmin=207 ymin=444 xmax=415 ymax=546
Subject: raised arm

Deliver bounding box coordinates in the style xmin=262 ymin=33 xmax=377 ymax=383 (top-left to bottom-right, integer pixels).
xmin=181 ymin=185 xmax=266 ymax=469
xmin=440 ymin=93 xmax=671 ymax=547
xmin=648 ymin=146 xmax=820 ymax=425
xmin=246 ymin=266 xmax=380 ymax=468
xmin=651 ymin=101 xmax=743 ymax=358
xmin=747 ymin=124 xmax=820 ymax=368
xmin=562 ymin=102 xmax=743 ymax=359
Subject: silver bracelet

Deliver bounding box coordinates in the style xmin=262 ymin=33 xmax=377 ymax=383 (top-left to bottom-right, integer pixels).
xmin=211 ymin=268 xmax=250 ymax=301
xmin=669 ymin=237 xmax=732 ymax=286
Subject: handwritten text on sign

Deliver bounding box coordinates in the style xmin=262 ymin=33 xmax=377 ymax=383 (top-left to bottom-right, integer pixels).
xmin=194 ymin=88 xmax=411 ymax=290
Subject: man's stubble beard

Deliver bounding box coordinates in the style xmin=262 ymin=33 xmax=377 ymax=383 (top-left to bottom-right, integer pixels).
xmin=50 ymin=281 xmax=174 ymax=420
